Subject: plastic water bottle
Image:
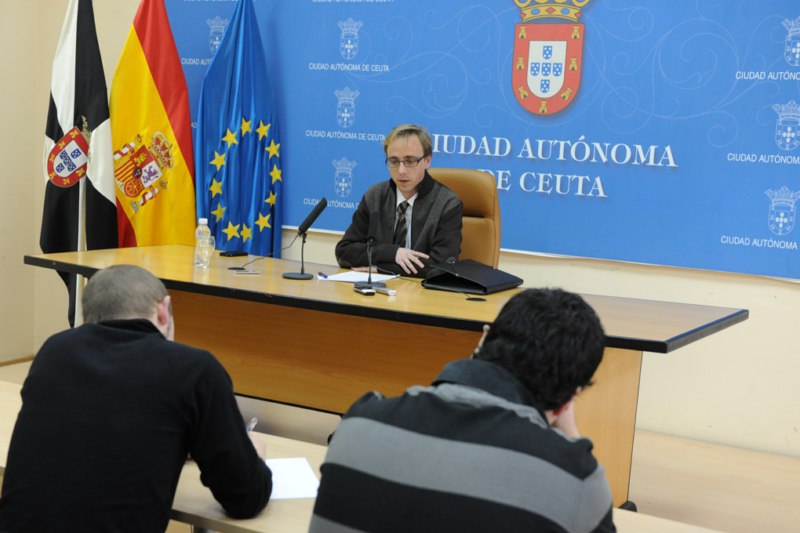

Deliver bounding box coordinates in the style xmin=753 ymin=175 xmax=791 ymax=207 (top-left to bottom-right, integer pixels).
xmin=194 ymin=218 xmax=213 ymax=269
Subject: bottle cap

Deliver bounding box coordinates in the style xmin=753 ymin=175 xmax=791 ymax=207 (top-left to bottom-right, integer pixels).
xmin=198 ymin=218 xmax=208 ymax=225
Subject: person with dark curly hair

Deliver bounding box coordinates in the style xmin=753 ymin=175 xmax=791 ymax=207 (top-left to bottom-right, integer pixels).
xmin=310 ymin=288 xmax=615 ymax=533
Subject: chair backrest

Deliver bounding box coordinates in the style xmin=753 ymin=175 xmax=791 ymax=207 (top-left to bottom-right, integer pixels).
xmin=428 ymin=168 xmax=501 ymax=268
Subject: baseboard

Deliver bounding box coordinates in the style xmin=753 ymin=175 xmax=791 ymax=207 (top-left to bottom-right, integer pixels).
xmin=0 ymin=355 xmax=33 ymax=367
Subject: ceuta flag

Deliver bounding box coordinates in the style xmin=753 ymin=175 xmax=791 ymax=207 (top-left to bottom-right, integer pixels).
xmin=110 ymin=0 xmax=195 ymax=247
xmin=42 ymin=0 xmax=117 ymax=326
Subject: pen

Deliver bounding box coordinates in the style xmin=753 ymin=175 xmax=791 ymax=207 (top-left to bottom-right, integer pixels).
xmin=246 ymin=417 xmax=258 ymax=432
xmin=317 ymin=272 xmax=328 ymax=279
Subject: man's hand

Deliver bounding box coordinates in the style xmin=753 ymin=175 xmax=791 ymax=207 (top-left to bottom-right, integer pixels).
xmin=395 ymin=248 xmax=429 ymax=275
xmin=352 ymin=266 xmax=377 ymax=273
xmin=551 ymin=399 xmax=581 ymax=439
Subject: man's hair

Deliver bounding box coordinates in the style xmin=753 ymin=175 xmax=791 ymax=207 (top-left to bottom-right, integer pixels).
xmin=474 ymin=288 xmax=605 ymax=410
xmin=383 ymin=124 xmax=432 ymax=157
xmin=82 ymin=265 xmax=168 ymax=324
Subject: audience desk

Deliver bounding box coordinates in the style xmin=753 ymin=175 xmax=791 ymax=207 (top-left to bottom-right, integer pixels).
xmin=0 ymin=380 xmax=322 ymax=532
xmin=24 ymin=245 xmax=749 ymax=507
xmin=0 ymin=380 xmax=721 ymax=532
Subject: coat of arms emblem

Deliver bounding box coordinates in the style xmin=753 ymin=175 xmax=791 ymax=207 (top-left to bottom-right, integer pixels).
xmin=338 ymin=18 xmax=363 ymax=61
xmin=766 ymin=186 xmax=800 ymax=236
xmin=207 ymin=16 xmax=229 ymax=55
xmin=335 ymin=87 xmax=359 ymax=129
xmin=332 ymin=157 xmax=356 ymax=198
xmin=47 ymin=124 xmax=90 ymax=188
xmin=113 ymin=132 xmax=174 ymax=213
xmin=512 ymin=0 xmax=591 ymax=115
xmin=782 ymin=16 xmax=800 ymax=67
xmin=772 ymin=101 xmax=800 ymax=151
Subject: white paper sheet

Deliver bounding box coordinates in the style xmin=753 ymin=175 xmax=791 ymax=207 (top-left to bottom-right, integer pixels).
xmin=317 ymin=271 xmax=399 ymax=283
xmin=264 ymin=457 xmax=320 ymax=499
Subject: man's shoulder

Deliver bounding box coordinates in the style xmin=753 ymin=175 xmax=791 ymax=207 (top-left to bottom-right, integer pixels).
xmin=362 ymin=179 xmax=393 ymax=200
xmin=158 ymin=338 xmax=223 ymax=374
xmin=43 ymin=323 xmax=216 ymax=363
xmin=431 ymin=177 xmax=461 ymax=203
xmin=344 ymin=383 xmax=601 ymax=474
xmin=343 ymin=390 xmax=387 ymax=415
xmin=418 ymin=173 xmax=461 ymax=210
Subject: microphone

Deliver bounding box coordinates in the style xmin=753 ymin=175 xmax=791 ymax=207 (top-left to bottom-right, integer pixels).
xmin=297 ymin=198 xmax=328 ymax=235
xmin=283 ymin=198 xmax=328 ymax=281
xmin=356 ymin=211 xmax=386 ymax=289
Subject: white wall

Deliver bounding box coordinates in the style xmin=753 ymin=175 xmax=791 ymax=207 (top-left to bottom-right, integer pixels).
xmin=0 ymin=2 xmax=40 ymax=359
xmin=6 ymin=0 xmax=799 ymax=458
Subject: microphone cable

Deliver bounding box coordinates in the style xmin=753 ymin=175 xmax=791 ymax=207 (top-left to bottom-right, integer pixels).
xmin=227 ymin=234 xmax=299 ymax=271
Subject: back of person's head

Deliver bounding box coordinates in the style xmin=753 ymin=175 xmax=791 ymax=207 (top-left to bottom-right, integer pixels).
xmin=475 ymin=288 xmax=605 ymax=410
xmin=82 ymin=265 xmax=168 ymax=324
xmin=383 ymin=123 xmax=432 ymax=157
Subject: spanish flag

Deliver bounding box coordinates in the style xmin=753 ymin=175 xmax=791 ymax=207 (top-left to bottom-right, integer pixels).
xmin=110 ymin=0 xmax=195 ymax=247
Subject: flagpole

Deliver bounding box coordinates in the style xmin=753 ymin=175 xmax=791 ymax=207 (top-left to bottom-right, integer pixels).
xmin=74 ymin=177 xmax=86 ymax=327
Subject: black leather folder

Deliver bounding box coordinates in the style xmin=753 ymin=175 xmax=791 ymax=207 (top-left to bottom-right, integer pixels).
xmin=422 ymin=259 xmax=523 ymax=295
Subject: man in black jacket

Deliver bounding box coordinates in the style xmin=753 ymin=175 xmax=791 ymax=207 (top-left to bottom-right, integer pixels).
xmin=335 ymin=124 xmax=462 ymax=277
xmin=0 ymin=265 xmax=271 ymax=532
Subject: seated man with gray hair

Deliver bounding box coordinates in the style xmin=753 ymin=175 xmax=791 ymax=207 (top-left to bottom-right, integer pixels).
xmin=0 ymin=265 xmax=271 ymax=532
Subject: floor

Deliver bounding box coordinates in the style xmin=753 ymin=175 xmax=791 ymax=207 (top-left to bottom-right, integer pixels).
xmin=2 ymin=360 xmax=799 ymax=532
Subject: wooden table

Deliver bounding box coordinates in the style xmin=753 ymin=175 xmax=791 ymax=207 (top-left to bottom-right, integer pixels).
xmin=173 ymin=435 xmax=324 ymax=532
xmin=24 ymin=245 xmax=748 ymax=507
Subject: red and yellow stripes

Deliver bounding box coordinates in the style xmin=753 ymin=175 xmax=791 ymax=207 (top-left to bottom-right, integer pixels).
xmin=110 ymin=0 xmax=195 ymax=247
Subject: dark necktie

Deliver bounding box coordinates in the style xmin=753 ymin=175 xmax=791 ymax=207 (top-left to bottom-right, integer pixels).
xmin=393 ymin=201 xmax=409 ymax=246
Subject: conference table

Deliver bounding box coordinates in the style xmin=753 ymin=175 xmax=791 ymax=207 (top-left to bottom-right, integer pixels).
xmin=24 ymin=245 xmax=748 ymax=508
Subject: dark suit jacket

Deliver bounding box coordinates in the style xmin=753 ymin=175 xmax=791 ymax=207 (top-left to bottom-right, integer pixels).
xmin=335 ymin=172 xmax=462 ymax=277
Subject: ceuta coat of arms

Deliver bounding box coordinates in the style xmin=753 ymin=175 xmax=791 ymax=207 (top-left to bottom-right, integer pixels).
xmin=512 ymin=0 xmax=592 ymax=116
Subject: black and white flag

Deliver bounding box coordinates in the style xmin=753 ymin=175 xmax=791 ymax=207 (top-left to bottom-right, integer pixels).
xmin=42 ymin=0 xmax=117 ymax=326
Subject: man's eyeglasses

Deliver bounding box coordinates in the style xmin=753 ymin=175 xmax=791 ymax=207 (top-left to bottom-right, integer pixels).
xmin=385 ymin=156 xmax=426 ymax=169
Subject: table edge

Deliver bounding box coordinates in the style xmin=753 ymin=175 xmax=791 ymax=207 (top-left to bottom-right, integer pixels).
xmin=24 ymin=254 xmax=750 ymax=353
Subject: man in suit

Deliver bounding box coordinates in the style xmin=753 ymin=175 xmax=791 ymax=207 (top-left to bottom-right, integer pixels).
xmin=335 ymin=123 xmax=462 ymax=277
xmin=310 ymin=288 xmax=615 ymax=533
xmin=0 ymin=265 xmax=272 ymax=532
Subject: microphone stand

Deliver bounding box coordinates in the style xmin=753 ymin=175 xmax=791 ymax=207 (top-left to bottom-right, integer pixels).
xmin=355 ymin=237 xmax=386 ymax=289
xmin=282 ymin=232 xmax=313 ymax=280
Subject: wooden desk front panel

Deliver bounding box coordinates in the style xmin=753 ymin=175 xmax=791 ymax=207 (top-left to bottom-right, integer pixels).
xmin=576 ymin=347 xmax=643 ymax=507
xmin=172 ymin=290 xmax=481 ymax=413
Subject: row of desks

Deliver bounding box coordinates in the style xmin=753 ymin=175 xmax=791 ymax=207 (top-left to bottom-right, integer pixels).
xmin=0 ymin=379 xmax=719 ymax=532
xmin=23 ymin=245 xmax=748 ymax=508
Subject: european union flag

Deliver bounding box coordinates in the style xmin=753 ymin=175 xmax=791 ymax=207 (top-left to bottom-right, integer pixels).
xmin=195 ymin=0 xmax=282 ymax=257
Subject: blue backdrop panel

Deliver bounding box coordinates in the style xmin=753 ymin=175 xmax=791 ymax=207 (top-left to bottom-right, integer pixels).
xmin=165 ymin=0 xmax=800 ymax=279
